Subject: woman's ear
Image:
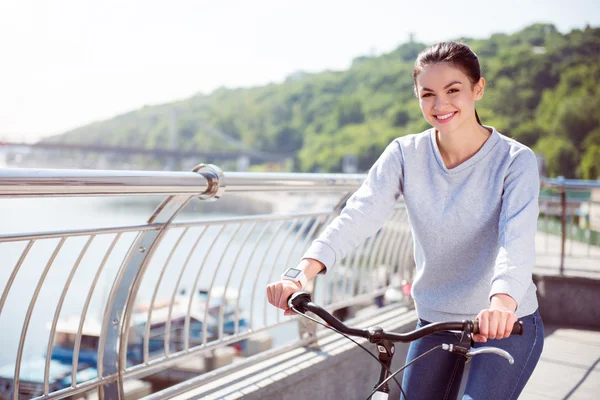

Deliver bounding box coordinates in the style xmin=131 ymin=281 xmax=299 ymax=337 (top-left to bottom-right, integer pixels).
xmin=474 ymin=77 xmax=485 ymax=100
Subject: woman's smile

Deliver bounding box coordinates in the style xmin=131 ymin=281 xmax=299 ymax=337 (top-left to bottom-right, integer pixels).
xmin=434 ymin=111 xmax=457 ymax=123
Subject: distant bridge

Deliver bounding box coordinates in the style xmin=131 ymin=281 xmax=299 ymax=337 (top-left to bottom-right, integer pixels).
xmin=0 ymin=141 xmax=290 ymax=163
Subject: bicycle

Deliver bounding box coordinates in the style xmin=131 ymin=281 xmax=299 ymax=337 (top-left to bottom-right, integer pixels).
xmin=287 ymin=291 xmax=524 ymax=400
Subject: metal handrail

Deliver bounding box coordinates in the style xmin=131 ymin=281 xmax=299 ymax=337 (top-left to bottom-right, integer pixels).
xmin=0 ymin=167 xmax=367 ymax=197
xmin=0 ymin=165 xmax=416 ymax=400
xmin=221 ymin=172 xmax=366 ymax=192
xmin=542 ymin=177 xmax=600 ymax=191
xmin=0 ymin=168 xmax=211 ymax=197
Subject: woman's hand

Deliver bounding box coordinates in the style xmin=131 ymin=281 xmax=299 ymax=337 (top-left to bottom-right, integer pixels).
xmin=266 ymin=259 xmax=325 ymax=316
xmin=266 ymin=280 xmax=302 ymax=316
xmin=473 ymin=294 xmax=518 ymax=343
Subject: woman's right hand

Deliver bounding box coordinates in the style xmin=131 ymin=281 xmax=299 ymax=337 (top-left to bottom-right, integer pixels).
xmin=266 ymin=280 xmax=303 ymax=316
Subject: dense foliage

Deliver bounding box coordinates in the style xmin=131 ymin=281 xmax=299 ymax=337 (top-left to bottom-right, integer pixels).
xmin=49 ymin=24 xmax=600 ymax=178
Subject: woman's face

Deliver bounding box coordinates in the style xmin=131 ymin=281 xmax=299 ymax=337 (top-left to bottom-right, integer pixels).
xmin=415 ymin=63 xmax=485 ymax=135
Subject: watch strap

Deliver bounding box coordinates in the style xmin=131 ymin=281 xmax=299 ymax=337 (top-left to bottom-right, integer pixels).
xmin=281 ymin=267 xmax=308 ymax=289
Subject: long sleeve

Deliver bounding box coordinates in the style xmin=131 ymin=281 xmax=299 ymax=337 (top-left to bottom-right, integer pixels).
xmin=302 ymin=139 xmax=404 ymax=271
xmin=490 ymin=149 xmax=540 ymax=307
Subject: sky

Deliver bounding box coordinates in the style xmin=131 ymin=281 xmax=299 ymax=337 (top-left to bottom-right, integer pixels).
xmin=0 ymin=0 xmax=598 ymax=143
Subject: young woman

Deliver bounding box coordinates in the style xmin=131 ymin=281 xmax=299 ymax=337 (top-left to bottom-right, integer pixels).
xmin=267 ymin=41 xmax=544 ymax=399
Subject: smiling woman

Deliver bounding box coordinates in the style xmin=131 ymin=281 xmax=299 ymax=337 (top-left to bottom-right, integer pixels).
xmin=414 ymin=42 xmax=486 ymax=125
xmin=412 ymin=42 xmax=492 ymax=170
xmin=267 ymin=41 xmax=545 ymax=400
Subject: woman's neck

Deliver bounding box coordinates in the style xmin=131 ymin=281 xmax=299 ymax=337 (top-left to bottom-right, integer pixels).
xmin=436 ymin=122 xmax=491 ymax=169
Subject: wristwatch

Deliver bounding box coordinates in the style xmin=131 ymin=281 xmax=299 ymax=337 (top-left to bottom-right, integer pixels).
xmin=281 ymin=267 xmax=308 ymax=289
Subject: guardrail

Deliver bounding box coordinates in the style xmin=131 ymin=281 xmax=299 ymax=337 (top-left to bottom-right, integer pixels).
xmin=539 ymin=177 xmax=600 ymax=274
xmin=0 ymin=165 xmax=414 ymax=400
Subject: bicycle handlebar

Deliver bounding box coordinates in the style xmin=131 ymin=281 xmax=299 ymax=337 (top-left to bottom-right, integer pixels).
xmin=288 ymin=291 xmax=524 ymax=343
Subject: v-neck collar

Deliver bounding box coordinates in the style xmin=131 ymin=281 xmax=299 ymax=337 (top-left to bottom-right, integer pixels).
xmin=429 ymin=126 xmax=500 ymax=174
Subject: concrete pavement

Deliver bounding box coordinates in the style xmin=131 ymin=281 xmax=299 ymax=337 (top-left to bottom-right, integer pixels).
xmin=535 ymin=230 xmax=600 ymax=279
xmin=521 ymin=232 xmax=600 ymax=399
xmin=521 ymin=326 xmax=600 ymax=399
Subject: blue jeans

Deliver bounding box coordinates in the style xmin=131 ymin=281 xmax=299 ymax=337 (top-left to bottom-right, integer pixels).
xmin=400 ymin=309 xmax=544 ymax=400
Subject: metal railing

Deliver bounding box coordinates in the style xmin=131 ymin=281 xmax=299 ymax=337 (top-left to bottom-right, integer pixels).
xmin=0 ymin=165 xmax=414 ymax=400
xmin=539 ymin=177 xmax=600 ymax=275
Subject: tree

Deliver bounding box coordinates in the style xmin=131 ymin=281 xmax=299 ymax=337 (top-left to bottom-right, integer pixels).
xmin=336 ymin=99 xmax=365 ymax=128
xmin=534 ymin=136 xmax=578 ymax=178
xmin=580 ymin=145 xmax=600 ymax=179
xmin=554 ymin=95 xmax=600 ymax=150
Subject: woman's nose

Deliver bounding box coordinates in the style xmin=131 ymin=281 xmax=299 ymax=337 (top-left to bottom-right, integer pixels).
xmin=434 ymin=95 xmax=448 ymax=110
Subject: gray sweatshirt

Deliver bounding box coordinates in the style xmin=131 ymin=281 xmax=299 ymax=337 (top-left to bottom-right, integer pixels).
xmin=303 ymin=127 xmax=540 ymax=322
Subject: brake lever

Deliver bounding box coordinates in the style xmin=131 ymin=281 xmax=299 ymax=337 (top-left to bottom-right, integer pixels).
xmin=442 ymin=344 xmax=514 ymax=365
xmin=466 ymin=347 xmax=514 ymax=364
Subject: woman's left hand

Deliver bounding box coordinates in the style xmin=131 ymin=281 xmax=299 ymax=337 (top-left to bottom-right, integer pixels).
xmin=473 ymin=294 xmax=518 ymax=343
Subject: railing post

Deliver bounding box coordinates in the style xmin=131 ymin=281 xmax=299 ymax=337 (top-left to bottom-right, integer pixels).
xmin=560 ymin=188 xmax=567 ymax=275
xmin=98 ymin=164 xmax=224 ymax=399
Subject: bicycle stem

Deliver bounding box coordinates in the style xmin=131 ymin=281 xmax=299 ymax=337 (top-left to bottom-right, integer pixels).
xmin=373 ymin=336 xmax=395 ymax=395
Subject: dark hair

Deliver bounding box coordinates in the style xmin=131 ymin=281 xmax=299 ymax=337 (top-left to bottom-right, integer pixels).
xmin=413 ymin=41 xmax=483 ymax=125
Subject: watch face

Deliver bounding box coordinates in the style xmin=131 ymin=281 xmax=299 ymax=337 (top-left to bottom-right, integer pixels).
xmin=283 ymin=268 xmax=302 ymax=279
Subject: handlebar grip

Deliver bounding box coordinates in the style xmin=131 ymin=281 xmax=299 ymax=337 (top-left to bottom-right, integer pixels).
xmin=288 ymin=291 xmax=312 ymax=313
xmin=473 ymin=320 xmax=524 ymax=336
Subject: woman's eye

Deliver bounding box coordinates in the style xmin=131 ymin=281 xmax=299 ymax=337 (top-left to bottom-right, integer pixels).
xmin=448 ymin=88 xmax=459 ymax=94
xmin=421 ymin=93 xmax=433 ymax=98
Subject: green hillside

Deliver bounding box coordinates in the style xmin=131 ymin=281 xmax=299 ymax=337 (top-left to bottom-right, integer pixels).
xmin=47 ymin=23 xmax=600 ymax=178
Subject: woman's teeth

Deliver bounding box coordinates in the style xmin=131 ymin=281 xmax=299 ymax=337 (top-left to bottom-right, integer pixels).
xmin=436 ymin=112 xmax=454 ymax=120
